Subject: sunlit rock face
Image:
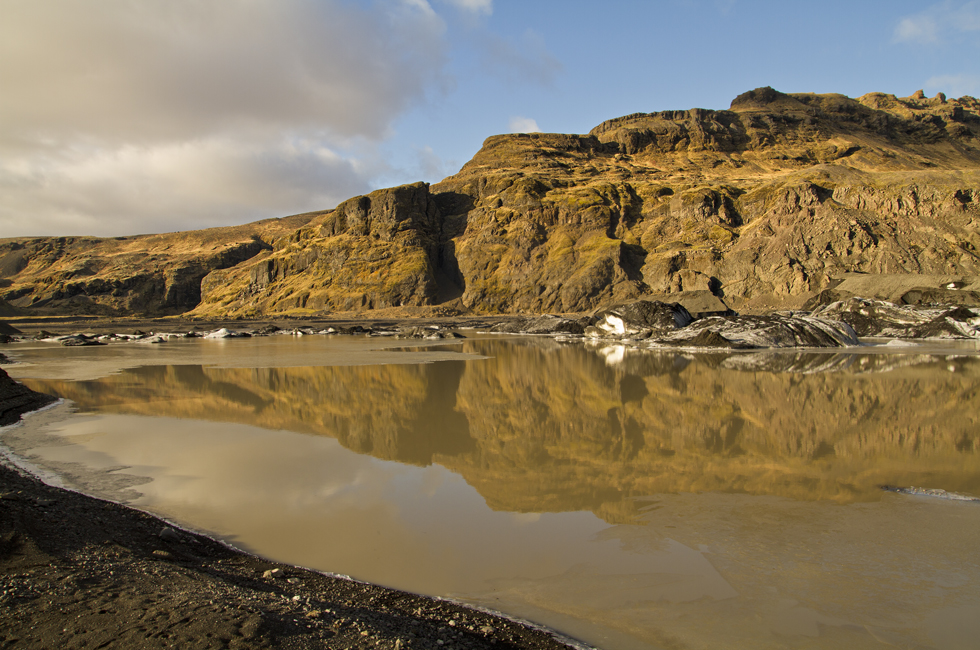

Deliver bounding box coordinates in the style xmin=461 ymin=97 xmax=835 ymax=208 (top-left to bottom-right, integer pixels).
xmin=0 ymin=216 xmax=314 ymax=316
xmin=22 ymin=339 xmax=980 ymax=522
xmin=424 ymin=88 xmax=980 ymax=314
xmin=194 ymin=182 xmax=447 ymax=316
xmin=4 ymin=88 xmax=980 ymax=318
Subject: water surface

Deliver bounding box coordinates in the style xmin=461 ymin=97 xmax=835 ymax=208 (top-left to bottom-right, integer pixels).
xmin=3 ymin=336 xmax=980 ymax=649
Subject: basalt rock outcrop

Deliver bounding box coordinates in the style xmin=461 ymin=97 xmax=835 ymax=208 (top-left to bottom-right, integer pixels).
xmin=4 ymin=87 xmax=980 ymax=318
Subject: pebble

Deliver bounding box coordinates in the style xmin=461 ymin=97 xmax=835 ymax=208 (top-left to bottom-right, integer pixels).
xmin=159 ymin=527 xmax=182 ymax=543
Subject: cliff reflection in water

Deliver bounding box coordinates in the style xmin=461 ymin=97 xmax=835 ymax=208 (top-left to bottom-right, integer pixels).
xmin=24 ymin=339 xmax=980 ymax=521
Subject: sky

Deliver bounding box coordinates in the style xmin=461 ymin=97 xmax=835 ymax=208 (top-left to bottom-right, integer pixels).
xmin=2 ymin=0 xmax=979 ymax=238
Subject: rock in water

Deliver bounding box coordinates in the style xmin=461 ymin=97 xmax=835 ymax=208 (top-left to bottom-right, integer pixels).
xmin=394 ymin=327 xmax=465 ymax=340
xmin=587 ymin=301 xmax=693 ymax=338
xmin=812 ymin=298 xmax=980 ymax=338
xmin=202 ymin=328 xmax=251 ymax=339
xmin=0 ymin=368 xmax=57 ymax=426
xmin=661 ymin=313 xmax=860 ymax=348
xmin=490 ymin=315 xmax=589 ymax=335
xmin=60 ymin=334 xmax=106 ymax=347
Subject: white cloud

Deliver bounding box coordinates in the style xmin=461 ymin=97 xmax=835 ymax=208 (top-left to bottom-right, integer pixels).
xmin=925 ymin=73 xmax=980 ymax=97
xmin=0 ymin=134 xmax=376 ymax=236
xmin=508 ymin=117 xmax=541 ymax=134
xmin=438 ymin=0 xmax=493 ymax=16
xmin=894 ymin=15 xmax=940 ymax=43
xmin=0 ymin=0 xmax=449 ymax=236
xmin=894 ymin=1 xmax=980 ymax=44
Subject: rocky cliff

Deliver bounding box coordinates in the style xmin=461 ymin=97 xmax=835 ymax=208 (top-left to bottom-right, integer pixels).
xmin=0 ymin=214 xmax=316 ymax=316
xmin=4 ymin=87 xmax=980 ymax=317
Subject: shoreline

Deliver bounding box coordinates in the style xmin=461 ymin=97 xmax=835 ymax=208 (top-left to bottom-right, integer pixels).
xmin=0 ymin=373 xmax=587 ymax=650
xmin=2 ymin=303 xmax=979 ymax=649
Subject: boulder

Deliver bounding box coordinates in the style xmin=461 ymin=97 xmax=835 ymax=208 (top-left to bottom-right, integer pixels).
xmin=394 ymin=327 xmax=465 ymax=340
xmin=586 ymin=301 xmax=693 ymax=339
xmin=60 ymin=334 xmax=106 ymax=347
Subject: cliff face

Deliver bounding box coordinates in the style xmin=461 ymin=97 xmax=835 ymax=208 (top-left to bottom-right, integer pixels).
xmin=193 ymin=183 xmax=450 ymax=316
xmin=4 ymin=88 xmax=980 ymax=317
xmin=0 ymin=214 xmax=316 ymax=316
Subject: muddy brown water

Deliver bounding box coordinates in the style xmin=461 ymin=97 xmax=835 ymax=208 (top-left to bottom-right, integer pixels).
xmin=3 ymin=335 xmax=980 ymax=649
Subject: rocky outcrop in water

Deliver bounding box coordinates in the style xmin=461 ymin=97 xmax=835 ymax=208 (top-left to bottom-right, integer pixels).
xmin=577 ymin=299 xmax=859 ymax=348
xmin=812 ymin=298 xmax=980 ymax=338
xmin=3 ymin=88 xmax=980 ymax=318
xmin=0 ymin=368 xmax=56 ymax=426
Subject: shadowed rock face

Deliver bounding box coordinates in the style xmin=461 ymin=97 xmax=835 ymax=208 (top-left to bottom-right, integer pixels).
xmin=4 ymin=88 xmax=980 ymax=317
xmin=0 ymin=368 xmax=56 ymax=426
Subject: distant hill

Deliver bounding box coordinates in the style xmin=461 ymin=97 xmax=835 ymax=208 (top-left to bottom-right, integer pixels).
xmin=3 ymin=87 xmax=979 ymax=318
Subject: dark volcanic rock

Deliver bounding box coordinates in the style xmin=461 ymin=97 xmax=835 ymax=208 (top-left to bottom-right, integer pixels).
xmin=682 ymin=328 xmax=752 ymax=349
xmin=586 ymin=301 xmax=693 ymax=338
xmin=811 ymin=298 xmax=980 ymax=338
xmin=394 ymin=326 xmax=465 ymax=339
xmin=660 ymin=313 xmax=860 ymax=348
xmin=0 ymin=368 xmax=57 ymax=426
xmin=490 ymin=315 xmax=590 ymax=335
xmin=60 ymin=334 xmax=106 ymax=347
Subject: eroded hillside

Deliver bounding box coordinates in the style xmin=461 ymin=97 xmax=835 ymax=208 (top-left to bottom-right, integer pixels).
xmin=0 ymin=214 xmax=317 ymax=316
xmin=4 ymin=87 xmax=980 ymax=317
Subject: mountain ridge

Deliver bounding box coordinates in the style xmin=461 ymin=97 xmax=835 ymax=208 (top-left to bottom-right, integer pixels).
xmin=2 ymin=87 xmax=979 ymax=318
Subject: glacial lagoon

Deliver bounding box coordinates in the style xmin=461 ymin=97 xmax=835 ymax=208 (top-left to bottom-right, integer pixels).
xmin=3 ymin=334 xmax=980 ymax=649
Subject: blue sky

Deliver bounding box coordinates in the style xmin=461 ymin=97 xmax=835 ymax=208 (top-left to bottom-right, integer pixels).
xmin=2 ymin=0 xmax=979 ymax=237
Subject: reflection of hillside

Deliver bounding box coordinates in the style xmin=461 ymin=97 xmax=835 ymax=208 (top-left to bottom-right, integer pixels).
xmin=23 ymin=341 xmax=980 ymax=521
xmin=447 ymin=342 xmax=980 ymax=520
xmin=26 ymin=362 xmax=472 ymax=466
